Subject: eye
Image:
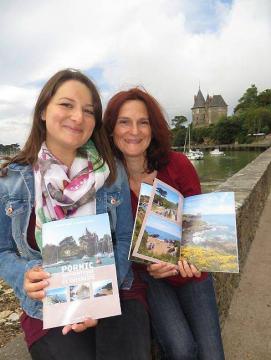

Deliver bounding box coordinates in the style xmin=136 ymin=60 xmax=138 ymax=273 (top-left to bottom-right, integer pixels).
xmin=117 ymin=118 xmax=129 ymax=125
xmin=60 ymin=102 xmax=72 ymax=108
xmin=84 ymin=108 xmax=94 ymax=116
xmin=140 ymin=119 xmax=150 ymax=126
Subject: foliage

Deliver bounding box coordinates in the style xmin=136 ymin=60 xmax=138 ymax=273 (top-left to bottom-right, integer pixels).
xmin=153 ymin=194 xmax=177 ymax=209
xmin=0 ymin=143 xmax=20 ymax=155
xmin=171 ymin=115 xmax=188 ymax=129
xmin=156 ymin=187 xmax=167 ymax=198
xmin=257 ymin=89 xmax=271 ymax=107
xmin=210 ymin=116 xmax=242 ymax=144
xmin=172 ymin=127 xmax=186 ymax=147
xmin=234 ymin=84 xmax=258 ymax=113
xmin=191 ymin=126 xmax=212 ymax=144
xmin=170 ymin=84 xmax=271 ymax=146
xmin=181 ymin=245 xmax=238 ymax=272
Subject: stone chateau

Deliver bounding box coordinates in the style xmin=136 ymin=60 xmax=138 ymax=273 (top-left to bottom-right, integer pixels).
xmin=43 ymin=228 xmax=113 ymax=263
xmin=191 ymin=88 xmax=227 ymax=127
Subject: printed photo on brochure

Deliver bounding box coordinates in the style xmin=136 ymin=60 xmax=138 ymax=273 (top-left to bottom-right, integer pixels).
xmin=130 ymin=179 xmax=239 ymax=273
xmin=42 ymin=213 xmax=121 ymax=329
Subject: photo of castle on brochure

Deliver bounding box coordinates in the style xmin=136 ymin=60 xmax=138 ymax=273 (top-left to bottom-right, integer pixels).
xmin=130 ymin=179 xmax=239 ymax=273
xmin=42 ymin=213 xmax=121 ymax=329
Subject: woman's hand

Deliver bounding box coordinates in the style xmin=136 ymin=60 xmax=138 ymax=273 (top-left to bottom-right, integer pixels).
xmin=62 ymin=318 xmax=98 ymax=335
xmin=147 ymin=260 xmax=201 ymax=279
xmin=147 ymin=262 xmax=179 ymax=279
xmin=24 ymin=267 xmax=50 ymax=300
xmin=178 ymin=260 xmax=201 ymax=278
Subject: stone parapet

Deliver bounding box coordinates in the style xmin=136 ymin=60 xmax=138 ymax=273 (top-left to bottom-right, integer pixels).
xmin=214 ymin=146 xmax=271 ymax=326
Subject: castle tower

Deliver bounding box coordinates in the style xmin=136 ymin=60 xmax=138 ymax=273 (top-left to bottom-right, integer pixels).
xmin=207 ymin=95 xmax=228 ymax=125
xmin=192 ymin=88 xmax=228 ymax=127
xmin=191 ymin=88 xmax=206 ymax=127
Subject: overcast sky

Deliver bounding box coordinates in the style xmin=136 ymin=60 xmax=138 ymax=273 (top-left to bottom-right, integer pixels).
xmin=0 ymin=0 xmax=270 ymax=146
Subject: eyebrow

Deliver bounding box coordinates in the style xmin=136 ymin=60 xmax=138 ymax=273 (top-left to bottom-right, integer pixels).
xmin=117 ymin=116 xmax=149 ymax=120
xmin=59 ymin=97 xmax=94 ymax=107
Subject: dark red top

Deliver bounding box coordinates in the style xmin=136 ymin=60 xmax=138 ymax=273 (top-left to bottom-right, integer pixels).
xmin=130 ymin=151 xmax=208 ymax=286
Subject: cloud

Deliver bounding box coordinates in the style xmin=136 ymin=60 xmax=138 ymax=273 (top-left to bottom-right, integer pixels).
xmin=183 ymin=192 xmax=235 ymax=214
xmin=0 ymin=0 xmax=270 ymax=146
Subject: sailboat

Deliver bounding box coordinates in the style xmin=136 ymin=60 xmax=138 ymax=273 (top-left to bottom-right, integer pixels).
xmin=184 ymin=125 xmax=204 ymax=160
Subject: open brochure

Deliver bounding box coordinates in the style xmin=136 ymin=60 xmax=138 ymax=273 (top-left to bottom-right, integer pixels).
xmin=129 ymin=179 xmax=239 ymax=273
xmin=42 ymin=213 xmax=121 ymax=329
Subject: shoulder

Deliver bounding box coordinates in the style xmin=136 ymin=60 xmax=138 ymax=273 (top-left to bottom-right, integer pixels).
xmin=0 ymin=163 xmax=33 ymax=197
xmin=103 ymin=159 xmax=128 ymax=193
xmin=167 ymin=151 xmax=192 ymax=168
xmin=160 ymin=151 xmax=201 ymax=197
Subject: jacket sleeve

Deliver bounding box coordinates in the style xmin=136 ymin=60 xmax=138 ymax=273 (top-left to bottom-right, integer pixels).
xmin=114 ymin=163 xmax=134 ymax=289
xmin=0 ymin=196 xmax=41 ymax=306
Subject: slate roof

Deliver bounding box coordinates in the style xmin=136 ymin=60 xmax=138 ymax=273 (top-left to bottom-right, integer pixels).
xmin=208 ymin=95 xmax=227 ymax=107
xmin=192 ymin=88 xmax=206 ymax=108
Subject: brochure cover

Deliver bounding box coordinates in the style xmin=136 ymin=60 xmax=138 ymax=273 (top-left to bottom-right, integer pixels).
xmin=42 ymin=213 xmax=121 ymax=329
xmin=130 ymin=179 xmax=239 ymax=273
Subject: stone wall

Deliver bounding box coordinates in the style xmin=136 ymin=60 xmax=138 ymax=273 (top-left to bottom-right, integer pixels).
xmin=192 ymin=107 xmax=206 ymax=127
xmin=208 ymin=106 xmax=227 ymax=124
xmin=213 ymin=146 xmax=271 ymax=326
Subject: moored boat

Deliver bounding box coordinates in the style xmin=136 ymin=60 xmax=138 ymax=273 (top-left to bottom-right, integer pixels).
xmin=210 ymin=148 xmax=225 ymax=156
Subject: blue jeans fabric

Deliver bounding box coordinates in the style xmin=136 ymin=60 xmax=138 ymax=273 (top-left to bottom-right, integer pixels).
xmin=142 ymin=273 xmax=225 ymax=360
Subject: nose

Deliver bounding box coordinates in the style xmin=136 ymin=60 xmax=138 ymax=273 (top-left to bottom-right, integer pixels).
xmin=130 ymin=122 xmax=139 ymax=135
xmin=71 ymin=107 xmax=83 ymax=123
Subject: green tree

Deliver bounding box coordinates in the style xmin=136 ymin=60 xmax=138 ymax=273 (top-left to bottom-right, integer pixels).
xmin=156 ymin=187 xmax=167 ymax=198
xmin=234 ymin=84 xmax=258 ymax=113
xmin=191 ymin=126 xmax=211 ymax=144
xmin=171 ymin=115 xmax=187 ymax=129
xmin=211 ymin=116 xmax=242 ymax=144
xmin=172 ymin=127 xmax=186 ymax=147
xmin=257 ymin=89 xmax=271 ymax=107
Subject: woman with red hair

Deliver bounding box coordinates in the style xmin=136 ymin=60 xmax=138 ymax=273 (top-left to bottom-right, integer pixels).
xmin=103 ymin=87 xmax=225 ymax=360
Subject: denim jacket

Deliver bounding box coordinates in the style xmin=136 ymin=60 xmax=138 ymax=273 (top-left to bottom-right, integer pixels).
xmin=0 ymin=161 xmax=134 ymax=320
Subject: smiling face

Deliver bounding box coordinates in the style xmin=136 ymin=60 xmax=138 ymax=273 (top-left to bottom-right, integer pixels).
xmin=113 ymin=100 xmax=152 ymax=161
xmin=43 ymin=80 xmax=95 ymax=164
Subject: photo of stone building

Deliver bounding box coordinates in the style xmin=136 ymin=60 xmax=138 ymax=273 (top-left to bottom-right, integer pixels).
xmin=191 ymin=88 xmax=228 ymax=127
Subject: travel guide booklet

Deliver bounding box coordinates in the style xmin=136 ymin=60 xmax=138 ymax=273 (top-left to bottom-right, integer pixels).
xmin=129 ymin=179 xmax=239 ymax=273
xmin=42 ymin=213 xmax=121 ymax=329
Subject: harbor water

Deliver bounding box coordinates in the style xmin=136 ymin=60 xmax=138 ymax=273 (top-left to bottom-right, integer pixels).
xmin=184 ymin=150 xmax=262 ymax=192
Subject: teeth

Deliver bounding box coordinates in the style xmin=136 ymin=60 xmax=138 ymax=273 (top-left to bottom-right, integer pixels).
xmin=126 ymin=139 xmax=140 ymax=143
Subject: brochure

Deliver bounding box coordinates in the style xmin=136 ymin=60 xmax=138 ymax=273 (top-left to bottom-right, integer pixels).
xmin=42 ymin=213 xmax=121 ymax=329
xmin=129 ymin=179 xmax=239 ymax=273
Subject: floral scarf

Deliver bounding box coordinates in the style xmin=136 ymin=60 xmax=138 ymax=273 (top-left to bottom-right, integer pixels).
xmin=34 ymin=141 xmax=110 ymax=250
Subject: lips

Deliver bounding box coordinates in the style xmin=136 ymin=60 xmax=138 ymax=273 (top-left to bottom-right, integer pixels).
xmin=125 ymin=139 xmax=142 ymax=144
xmin=63 ymin=125 xmax=83 ymax=133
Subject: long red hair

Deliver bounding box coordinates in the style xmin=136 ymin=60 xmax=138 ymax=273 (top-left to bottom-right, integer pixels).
xmin=103 ymin=87 xmax=171 ymax=172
